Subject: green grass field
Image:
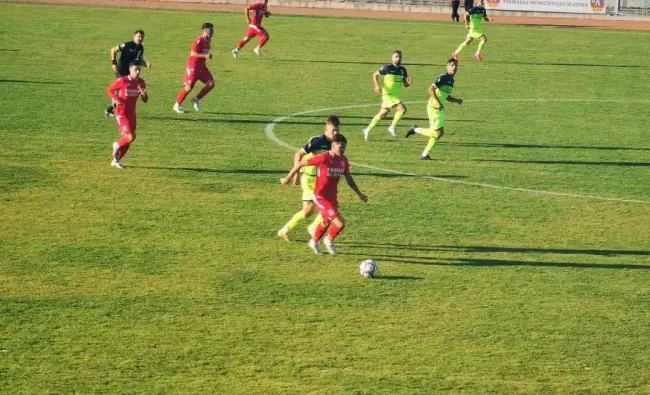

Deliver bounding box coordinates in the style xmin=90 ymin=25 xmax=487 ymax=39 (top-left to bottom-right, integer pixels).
xmin=2 ymin=3 xmax=650 ymax=393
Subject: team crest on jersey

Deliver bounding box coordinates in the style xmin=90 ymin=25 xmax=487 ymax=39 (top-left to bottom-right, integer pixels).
xmin=590 ymin=0 xmax=605 ymax=11
xmin=485 ymin=0 xmax=500 ymax=8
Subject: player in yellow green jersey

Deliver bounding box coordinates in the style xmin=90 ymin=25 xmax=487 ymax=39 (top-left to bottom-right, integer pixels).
xmin=277 ymin=116 xmax=345 ymax=241
xmin=404 ymin=59 xmax=463 ymax=160
xmin=452 ymin=0 xmax=491 ymax=62
xmin=362 ymin=50 xmax=412 ymax=141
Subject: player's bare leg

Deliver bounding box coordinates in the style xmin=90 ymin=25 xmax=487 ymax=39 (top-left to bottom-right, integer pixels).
xmin=174 ymin=84 xmax=193 ymax=113
xmin=363 ymin=107 xmax=390 ymax=141
xmin=254 ymin=33 xmax=269 ymax=56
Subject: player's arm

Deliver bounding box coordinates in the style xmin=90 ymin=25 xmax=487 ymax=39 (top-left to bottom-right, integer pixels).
xmin=139 ymin=82 xmax=148 ymax=103
xmin=483 ymin=9 xmax=490 ymax=21
xmin=281 ymin=155 xmax=322 ymax=185
xmin=110 ymin=44 xmax=122 ymax=72
xmin=291 ymin=149 xmax=307 ymax=184
xmin=429 ymin=84 xmax=443 ymax=109
xmin=372 ymin=71 xmax=381 ymax=94
xmin=190 ymin=47 xmax=212 ymax=60
xmin=448 ymin=95 xmax=463 ymax=105
xmin=106 ymin=80 xmax=123 ymax=105
xmin=245 ymin=5 xmax=253 ymax=23
xmin=403 ymin=69 xmax=412 ymax=88
xmin=344 ymin=174 xmax=369 ymax=202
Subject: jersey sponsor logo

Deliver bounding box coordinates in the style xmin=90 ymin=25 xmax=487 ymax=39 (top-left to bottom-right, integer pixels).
xmin=327 ymin=167 xmax=346 ymax=177
xmin=125 ymin=88 xmax=141 ymax=97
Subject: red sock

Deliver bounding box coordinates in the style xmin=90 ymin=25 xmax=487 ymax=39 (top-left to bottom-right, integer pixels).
xmin=176 ymin=89 xmax=190 ymax=105
xmin=259 ymin=35 xmax=269 ymax=48
xmin=312 ymin=223 xmax=328 ymax=242
xmin=236 ymin=40 xmax=247 ymax=50
xmin=196 ymin=84 xmax=214 ymax=100
xmin=118 ymin=143 xmax=130 ymax=159
xmin=328 ymin=224 xmax=344 ymax=241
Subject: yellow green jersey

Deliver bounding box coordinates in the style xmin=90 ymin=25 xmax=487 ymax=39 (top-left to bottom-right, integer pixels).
xmin=467 ymin=6 xmax=487 ymax=32
xmin=429 ymin=73 xmax=455 ymax=109
xmin=378 ymin=64 xmax=408 ymax=98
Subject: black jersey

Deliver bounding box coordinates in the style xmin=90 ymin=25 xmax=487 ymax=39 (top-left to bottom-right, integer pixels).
xmin=116 ymin=41 xmax=144 ymax=76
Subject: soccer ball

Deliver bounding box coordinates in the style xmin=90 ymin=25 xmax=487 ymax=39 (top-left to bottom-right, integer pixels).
xmin=359 ymin=260 xmax=379 ymax=278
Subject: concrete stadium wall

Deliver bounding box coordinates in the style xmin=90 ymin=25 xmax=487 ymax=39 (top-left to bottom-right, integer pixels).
xmin=154 ymin=0 xmax=650 ymax=19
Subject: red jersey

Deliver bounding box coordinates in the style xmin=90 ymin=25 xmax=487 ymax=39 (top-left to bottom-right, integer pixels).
xmin=248 ymin=2 xmax=268 ymax=26
xmin=107 ymin=76 xmax=146 ymax=116
xmin=306 ymin=151 xmax=350 ymax=201
xmin=188 ymin=35 xmax=211 ymax=68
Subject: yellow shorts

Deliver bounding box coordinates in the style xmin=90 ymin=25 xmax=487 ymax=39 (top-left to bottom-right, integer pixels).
xmin=301 ymin=174 xmax=316 ymax=201
xmin=467 ymin=30 xmax=485 ymax=39
xmin=381 ymin=95 xmax=403 ymax=110
xmin=427 ymin=105 xmax=445 ymax=131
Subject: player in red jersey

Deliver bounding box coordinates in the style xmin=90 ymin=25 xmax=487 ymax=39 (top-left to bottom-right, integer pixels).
xmin=106 ymin=61 xmax=148 ymax=169
xmin=280 ymin=135 xmax=369 ymax=255
xmin=174 ymin=22 xmax=214 ymax=114
xmin=231 ymin=0 xmax=271 ymax=58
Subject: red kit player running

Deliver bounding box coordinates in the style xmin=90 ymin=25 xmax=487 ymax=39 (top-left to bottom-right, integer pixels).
xmin=106 ymin=61 xmax=148 ymax=169
xmin=174 ymin=22 xmax=215 ymax=114
xmin=281 ymin=135 xmax=369 ymax=256
xmin=231 ymin=0 xmax=271 ymax=58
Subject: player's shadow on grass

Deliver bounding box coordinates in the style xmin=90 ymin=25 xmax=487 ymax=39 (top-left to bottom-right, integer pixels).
xmin=0 ymin=79 xmax=69 ymax=85
xmin=373 ymin=275 xmax=424 ymax=281
xmin=131 ymin=166 xmax=465 ymax=179
xmin=261 ymin=58 xmax=442 ymax=67
xmin=339 ymin=243 xmax=650 ymax=257
xmin=146 ymin=116 xmax=372 ymax=127
xmin=344 ymin=253 xmax=650 ymax=270
xmin=201 ymin=112 xmax=479 ymax=124
xmin=474 ymin=159 xmax=650 ymax=167
xmin=489 ymin=60 xmax=646 ymax=69
xmin=447 ymin=141 xmax=650 ymax=152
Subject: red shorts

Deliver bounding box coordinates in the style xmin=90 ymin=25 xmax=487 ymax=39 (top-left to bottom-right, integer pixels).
xmin=184 ymin=65 xmax=213 ymax=87
xmin=313 ymin=195 xmax=340 ymax=222
xmin=115 ymin=113 xmax=136 ymax=136
xmin=244 ymin=24 xmax=269 ymax=39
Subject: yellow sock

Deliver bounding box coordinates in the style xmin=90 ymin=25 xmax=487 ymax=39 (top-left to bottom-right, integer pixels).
xmin=390 ymin=111 xmax=404 ymax=128
xmin=477 ymin=40 xmax=486 ymax=54
xmin=307 ymin=214 xmax=323 ymax=234
xmin=423 ymin=136 xmax=439 ymax=156
xmin=367 ymin=114 xmax=382 ymax=131
xmin=283 ymin=210 xmax=306 ymax=232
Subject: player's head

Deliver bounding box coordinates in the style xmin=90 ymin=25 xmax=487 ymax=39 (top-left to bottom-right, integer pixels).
xmin=325 ymin=115 xmax=340 ymax=139
xmin=128 ymin=61 xmax=142 ymax=78
xmin=446 ymin=58 xmax=459 ymax=75
xmin=202 ymin=22 xmax=214 ymax=38
xmin=392 ymin=50 xmax=403 ymax=66
xmin=133 ymin=30 xmax=145 ymax=44
xmin=331 ymin=134 xmax=347 ymax=156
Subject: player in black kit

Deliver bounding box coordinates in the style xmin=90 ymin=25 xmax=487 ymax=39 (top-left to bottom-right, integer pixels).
xmin=105 ymin=30 xmax=151 ymax=117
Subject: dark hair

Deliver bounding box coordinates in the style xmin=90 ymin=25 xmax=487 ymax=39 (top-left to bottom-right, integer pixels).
xmin=129 ymin=60 xmax=142 ymax=68
xmin=326 ymin=115 xmax=340 ymax=126
xmin=332 ymin=134 xmax=347 ymax=144
xmin=447 ymin=58 xmax=459 ymax=65
xmin=134 ymin=29 xmax=145 ymax=36
xmin=393 ymin=50 xmax=403 ymax=56
xmin=202 ymin=22 xmax=214 ymax=30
